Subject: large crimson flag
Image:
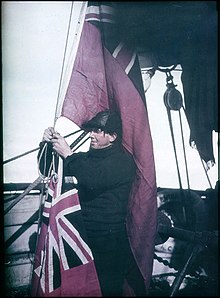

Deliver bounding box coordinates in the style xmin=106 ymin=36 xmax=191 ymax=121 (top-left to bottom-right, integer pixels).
xmin=31 ymin=158 xmax=102 ymax=296
xmin=60 ymin=2 xmax=157 ymax=293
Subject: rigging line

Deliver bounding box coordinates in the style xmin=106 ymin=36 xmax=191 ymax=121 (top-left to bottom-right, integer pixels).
xmin=3 ymin=129 xmax=83 ymax=165
xmin=4 ymin=131 xmax=89 ymax=215
xmin=38 ymin=130 xmax=89 ymax=180
xmin=200 ymin=157 xmax=213 ymax=189
xmin=65 ymin=128 xmax=82 ymax=138
xmin=178 ymin=108 xmax=196 ymax=228
xmin=166 ymin=108 xmax=187 ymax=225
xmin=169 ymin=244 xmax=203 ymax=297
xmin=4 ymin=176 xmax=42 ymax=215
xmin=70 ymin=131 xmax=89 ymax=149
xmin=166 ymin=108 xmax=183 ymax=190
xmin=72 ymin=136 xmax=90 ymax=152
xmin=178 ymin=109 xmax=190 ymax=189
xmin=181 ymin=106 xmax=213 ymax=189
xmin=53 ymin=1 xmax=74 ymax=127
xmin=3 ymin=147 xmax=41 ymax=165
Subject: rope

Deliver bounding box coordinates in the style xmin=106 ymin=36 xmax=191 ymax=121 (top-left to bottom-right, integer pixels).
xmin=199 ymin=157 xmax=213 ymax=189
xmin=72 ymin=136 xmax=90 ymax=152
xmin=178 ymin=110 xmax=190 ymax=189
xmin=4 ymin=130 xmax=90 ymax=216
xmin=166 ymin=108 xmax=183 ymax=190
xmin=3 ymin=147 xmax=41 ymax=165
xmin=3 ymin=129 xmax=82 ymax=165
xmin=70 ymin=131 xmax=89 ymax=149
xmin=182 ymin=106 xmax=213 ymax=189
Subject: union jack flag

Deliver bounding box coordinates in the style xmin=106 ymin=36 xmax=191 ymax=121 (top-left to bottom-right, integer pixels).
xmin=31 ymin=158 xmax=101 ymax=297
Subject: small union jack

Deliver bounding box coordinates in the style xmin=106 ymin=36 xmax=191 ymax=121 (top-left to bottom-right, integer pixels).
xmin=31 ymin=158 xmax=101 ymax=297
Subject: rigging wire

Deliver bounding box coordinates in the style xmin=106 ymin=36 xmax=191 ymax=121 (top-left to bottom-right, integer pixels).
xmin=163 ymin=69 xmax=196 ymax=226
xmin=3 ymin=129 xmax=82 ymax=165
xmin=199 ymin=157 xmax=213 ymax=189
xmin=181 ymin=106 xmax=213 ymax=189
xmin=4 ymin=176 xmax=43 ymax=215
xmin=166 ymin=108 xmax=183 ymax=190
xmin=164 ymin=105 xmax=188 ymax=226
xmin=178 ymin=109 xmax=190 ymax=190
xmin=4 ymin=130 xmax=89 ymax=215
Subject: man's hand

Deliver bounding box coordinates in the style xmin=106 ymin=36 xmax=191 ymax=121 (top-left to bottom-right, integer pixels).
xmin=42 ymin=127 xmax=73 ymax=159
xmin=42 ymin=127 xmax=55 ymax=142
xmin=51 ymin=132 xmax=73 ymax=159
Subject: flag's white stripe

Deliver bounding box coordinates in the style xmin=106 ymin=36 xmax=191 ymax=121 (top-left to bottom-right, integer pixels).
xmin=58 ymin=224 xmax=90 ymax=266
xmin=52 ymin=193 xmax=81 ymax=211
xmin=40 ymin=252 xmax=46 ymax=293
xmin=57 ymin=205 xmax=81 ymax=217
xmin=86 ymin=4 xmax=114 ymax=15
xmin=34 ymin=265 xmax=42 ymax=278
xmin=42 ymin=211 xmax=50 ymax=218
xmin=113 ymin=42 xmax=124 ymax=58
xmin=44 ymin=201 xmax=51 ymax=208
xmin=56 ymin=157 xmax=63 ymax=197
xmin=48 ymin=187 xmax=54 ymax=197
xmin=125 ymin=52 xmax=137 ymax=74
xmin=48 ymin=227 xmax=60 ymax=293
xmin=40 ymin=237 xmax=47 ymax=293
xmin=58 ymin=232 xmax=69 ymax=270
xmin=60 ymin=187 xmax=78 ymax=199
xmin=60 ymin=213 xmax=93 ymax=259
xmin=113 ymin=43 xmax=136 ymax=75
xmin=52 ymin=188 xmax=79 ymax=206
xmin=85 ymin=17 xmax=115 ymax=23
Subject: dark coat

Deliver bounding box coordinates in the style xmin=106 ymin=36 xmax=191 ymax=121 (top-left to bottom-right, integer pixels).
xmin=38 ymin=142 xmax=136 ymax=235
xmin=64 ymin=144 xmax=136 ymax=235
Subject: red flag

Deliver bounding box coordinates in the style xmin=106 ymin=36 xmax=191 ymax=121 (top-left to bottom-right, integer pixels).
xmin=31 ymin=159 xmax=101 ymax=297
xmin=61 ymin=2 xmax=157 ymax=293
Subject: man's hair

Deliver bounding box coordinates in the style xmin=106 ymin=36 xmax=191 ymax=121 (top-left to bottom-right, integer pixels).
xmin=82 ymin=110 xmax=122 ymax=142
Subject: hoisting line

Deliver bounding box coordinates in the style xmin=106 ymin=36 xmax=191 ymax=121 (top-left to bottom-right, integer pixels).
xmin=3 ymin=129 xmax=82 ymax=165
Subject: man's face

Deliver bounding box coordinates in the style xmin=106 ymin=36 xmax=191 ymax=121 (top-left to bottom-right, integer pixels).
xmin=89 ymin=128 xmax=116 ymax=149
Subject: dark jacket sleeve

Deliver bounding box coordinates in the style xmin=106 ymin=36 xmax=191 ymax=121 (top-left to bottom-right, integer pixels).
xmin=63 ymin=152 xmax=86 ymax=176
xmin=63 ymin=150 xmax=136 ymax=190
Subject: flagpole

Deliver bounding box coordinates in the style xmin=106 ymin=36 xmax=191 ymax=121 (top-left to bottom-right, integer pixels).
xmin=53 ymin=1 xmax=88 ymax=125
xmin=53 ymin=1 xmax=75 ymax=127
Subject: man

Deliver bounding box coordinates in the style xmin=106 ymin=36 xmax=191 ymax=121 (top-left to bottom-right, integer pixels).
xmin=39 ymin=110 xmax=145 ymax=296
